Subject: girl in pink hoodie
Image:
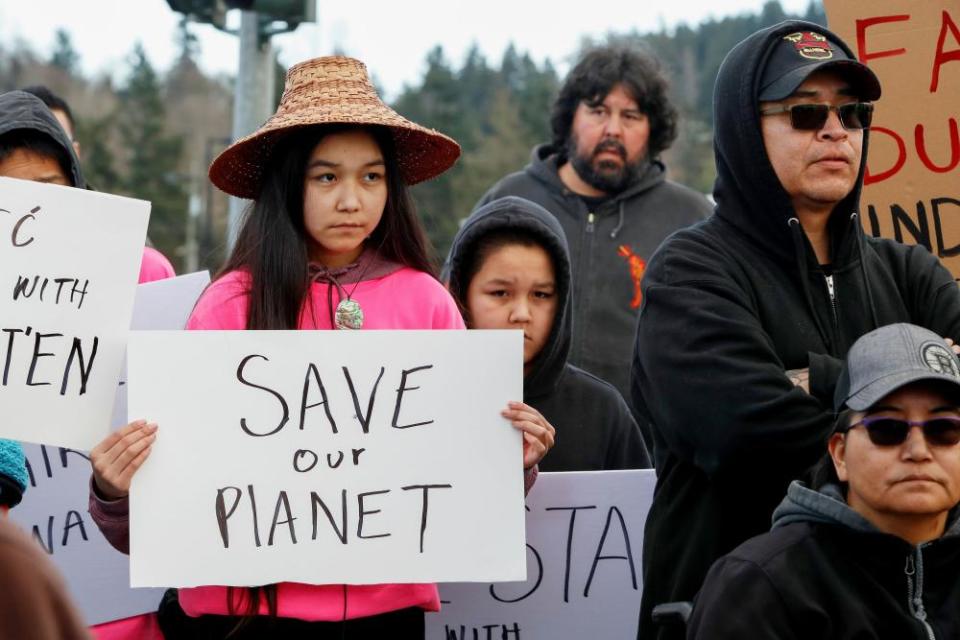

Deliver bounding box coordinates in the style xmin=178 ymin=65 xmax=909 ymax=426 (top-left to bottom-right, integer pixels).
xmin=88 ymin=56 xmax=552 ymax=640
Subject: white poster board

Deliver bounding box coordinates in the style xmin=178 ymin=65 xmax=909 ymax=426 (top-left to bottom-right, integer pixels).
xmin=0 ymin=177 xmax=149 ymax=449
xmin=10 ymin=272 xmax=209 ymax=625
xmin=427 ymin=470 xmax=656 ymax=640
xmin=128 ymin=330 xmax=526 ymax=587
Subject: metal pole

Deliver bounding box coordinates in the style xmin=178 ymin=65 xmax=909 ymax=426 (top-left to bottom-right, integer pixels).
xmin=226 ymin=10 xmax=275 ymax=251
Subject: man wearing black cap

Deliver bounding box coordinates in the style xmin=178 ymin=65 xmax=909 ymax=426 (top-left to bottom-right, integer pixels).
xmin=688 ymin=323 xmax=960 ymax=639
xmin=632 ymin=21 xmax=960 ymax=639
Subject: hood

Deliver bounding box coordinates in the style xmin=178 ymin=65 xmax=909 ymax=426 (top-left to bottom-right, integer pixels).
xmin=712 ymin=20 xmax=872 ymax=267
xmin=525 ymin=142 xmax=668 ymax=205
xmin=0 ymin=90 xmax=85 ymax=189
xmin=444 ymin=196 xmax=572 ymax=398
xmin=773 ymin=480 xmax=960 ymax=540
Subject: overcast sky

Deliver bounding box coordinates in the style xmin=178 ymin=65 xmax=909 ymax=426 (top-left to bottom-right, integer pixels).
xmin=0 ymin=0 xmax=816 ymax=99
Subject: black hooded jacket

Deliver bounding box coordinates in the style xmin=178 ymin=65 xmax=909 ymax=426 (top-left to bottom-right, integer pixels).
xmin=476 ymin=145 xmax=711 ymax=420
xmin=632 ymin=20 xmax=960 ymax=639
xmin=446 ymin=196 xmax=650 ymax=471
xmin=689 ymin=481 xmax=960 ymax=640
xmin=0 ymin=90 xmax=85 ymax=188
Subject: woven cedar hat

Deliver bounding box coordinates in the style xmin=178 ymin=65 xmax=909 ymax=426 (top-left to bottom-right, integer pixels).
xmin=209 ymin=56 xmax=461 ymax=199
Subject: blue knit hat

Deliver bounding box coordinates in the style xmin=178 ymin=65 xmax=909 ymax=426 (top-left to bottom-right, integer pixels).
xmin=0 ymin=439 xmax=28 ymax=508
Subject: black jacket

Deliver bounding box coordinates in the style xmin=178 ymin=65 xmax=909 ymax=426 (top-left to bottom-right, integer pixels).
xmin=689 ymin=481 xmax=960 ymax=640
xmin=445 ymin=196 xmax=650 ymax=471
xmin=632 ymin=20 xmax=960 ymax=639
xmin=476 ymin=146 xmax=711 ymax=419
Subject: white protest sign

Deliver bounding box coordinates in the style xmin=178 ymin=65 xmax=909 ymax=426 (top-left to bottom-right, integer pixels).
xmin=10 ymin=272 xmax=209 ymax=626
xmin=427 ymin=470 xmax=655 ymax=640
xmin=0 ymin=177 xmax=149 ymax=449
xmin=128 ymin=330 xmax=526 ymax=588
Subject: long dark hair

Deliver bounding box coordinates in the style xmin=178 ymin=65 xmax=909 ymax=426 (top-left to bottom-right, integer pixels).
xmin=219 ymin=124 xmax=438 ymax=330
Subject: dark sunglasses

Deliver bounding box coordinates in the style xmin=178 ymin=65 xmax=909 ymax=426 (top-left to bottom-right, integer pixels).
xmin=759 ymin=102 xmax=873 ymax=131
xmin=844 ymin=415 xmax=960 ymax=447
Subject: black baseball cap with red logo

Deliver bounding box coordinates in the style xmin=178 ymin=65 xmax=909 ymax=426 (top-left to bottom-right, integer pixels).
xmin=758 ymin=30 xmax=881 ymax=102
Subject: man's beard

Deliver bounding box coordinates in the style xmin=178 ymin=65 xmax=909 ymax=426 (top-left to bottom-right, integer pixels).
xmin=566 ymin=135 xmax=646 ymax=195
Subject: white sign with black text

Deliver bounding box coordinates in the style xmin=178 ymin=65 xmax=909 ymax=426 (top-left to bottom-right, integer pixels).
xmin=0 ymin=177 xmax=149 ymax=449
xmin=128 ymin=330 xmax=526 ymax=588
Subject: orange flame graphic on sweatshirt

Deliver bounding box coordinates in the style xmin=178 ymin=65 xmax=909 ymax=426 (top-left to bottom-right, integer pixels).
xmin=618 ymin=245 xmax=647 ymax=309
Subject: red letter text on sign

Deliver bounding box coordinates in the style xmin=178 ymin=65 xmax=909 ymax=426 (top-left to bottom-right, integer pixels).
xmin=915 ymin=119 xmax=960 ymax=173
xmin=856 ymin=15 xmax=910 ymax=63
xmin=864 ymin=126 xmax=907 ymax=186
xmin=931 ymin=10 xmax=960 ymax=93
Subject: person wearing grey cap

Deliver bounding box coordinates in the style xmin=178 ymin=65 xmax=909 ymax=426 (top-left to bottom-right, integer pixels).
xmin=633 ymin=20 xmax=960 ymax=639
xmin=687 ymin=323 xmax=960 ymax=639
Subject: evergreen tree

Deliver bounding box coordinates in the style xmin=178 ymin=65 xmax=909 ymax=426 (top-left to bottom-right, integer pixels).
xmin=77 ymin=114 xmax=120 ymax=192
xmin=395 ymin=46 xmax=464 ymax=256
xmin=115 ymin=43 xmax=189 ymax=268
xmin=49 ymin=29 xmax=80 ymax=75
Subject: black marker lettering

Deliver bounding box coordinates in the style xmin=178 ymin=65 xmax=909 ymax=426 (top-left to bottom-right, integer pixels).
xmin=268 ymin=491 xmax=297 ymax=545
xmin=61 ymin=336 xmax=98 ymax=396
xmin=27 ymin=332 xmax=62 ymax=387
xmin=311 ymin=490 xmax=348 ymax=544
xmin=490 ymin=543 xmax=544 ymax=603
xmin=32 ymin=516 xmax=54 ymax=554
xmin=61 ymin=510 xmax=89 ymax=547
xmin=392 ymin=365 xmax=435 ymax=429
xmin=300 ymin=363 xmax=338 ymax=433
xmin=583 ymin=506 xmax=638 ymax=597
xmin=357 ymin=489 xmax=391 ymax=540
xmin=12 ymin=275 xmax=38 ymax=300
xmin=2 ymin=328 xmax=24 ymax=385
xmin=215 ymin=486 xmax=242 ymax=548
xmin=545 ymin=505 xmax=597 ymax=603
xmin=248 ymin=484 xmax=261 ymax=547
xmin=236 ymin=354 xmax=289 ymax=437
xmin=326 ymin=450 xmax=344 ymax=469
xmin=401 ymin=483 xmax=453 ymax=553
xmin=11 ymin=211 xmax=36 ymax=247
xmin=292 ymin=449 xmax=318 ymax=473
xmin=342 ymin=366 xmax=384 ymax=433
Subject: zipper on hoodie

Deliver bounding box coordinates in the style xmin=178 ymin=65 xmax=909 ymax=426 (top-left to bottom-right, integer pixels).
xmin=824 ymin=274 xmax=839 ymax=326
xmin=586 ymin=212 xmax=595 ymax=233
xmin=905 ymin=550 xmax=938 ymax=640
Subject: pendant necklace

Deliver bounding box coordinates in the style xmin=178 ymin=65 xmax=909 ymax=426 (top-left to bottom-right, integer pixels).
xmin=334 ymin=286 xmax=364 ymax=330
xmin=332 ymin=251 xmax=376 ymax=330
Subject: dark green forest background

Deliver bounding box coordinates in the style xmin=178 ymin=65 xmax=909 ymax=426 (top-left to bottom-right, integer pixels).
xmin=0 ymin=1 xmax=824 ymax=271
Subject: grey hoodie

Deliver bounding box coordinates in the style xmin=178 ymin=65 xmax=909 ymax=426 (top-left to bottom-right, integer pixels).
xmin=687 ymin=480 xmax=960 ymax=639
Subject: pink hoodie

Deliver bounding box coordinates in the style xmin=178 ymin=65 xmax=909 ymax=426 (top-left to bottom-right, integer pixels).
xmin=179 ymin=266 xmax=462 ymax=620
xmin=139 ymin=247 xmax=176 ymax=284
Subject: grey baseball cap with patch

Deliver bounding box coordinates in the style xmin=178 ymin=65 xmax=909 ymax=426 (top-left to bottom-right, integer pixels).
xmin=834 ymin=323 xmax=960 ymax=412
xmin=759 ymin=29 xmax=881 ymax=102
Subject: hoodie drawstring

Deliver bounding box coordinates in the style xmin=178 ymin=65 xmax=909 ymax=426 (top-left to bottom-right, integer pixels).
xmin=850 ymin=212 xmax=880 ymax=331
xmin=610 ymin=202 xmax=625 ymax=239
xmin=788 ymin=217 xmax=834 ymax=354
xmin=308 ymin=264 xmax=352 ymax=328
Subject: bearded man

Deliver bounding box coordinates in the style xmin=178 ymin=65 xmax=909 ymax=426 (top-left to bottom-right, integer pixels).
xmin=472 ymin=46 xmax=711 ymax=435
